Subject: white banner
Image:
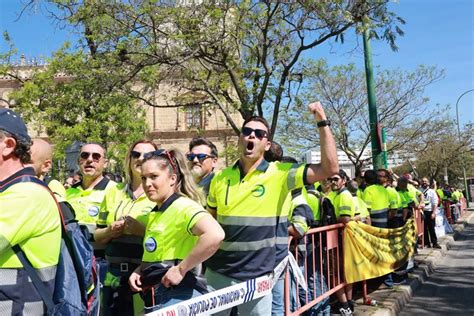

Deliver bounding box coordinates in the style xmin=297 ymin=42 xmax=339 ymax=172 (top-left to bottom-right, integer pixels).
xmin=146 ymin=257 xmax=289 ymax=316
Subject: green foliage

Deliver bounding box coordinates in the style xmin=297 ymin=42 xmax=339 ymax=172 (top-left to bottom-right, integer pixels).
xmin=405 ymin=117 xmax=473 ymax=186
xmin=23 ymin=0 xmax=405 ymax=138
xmin=1 ymin=39 xmax=148 ymax=171
xmin=2 ymin=0 xmax=405 ymax=170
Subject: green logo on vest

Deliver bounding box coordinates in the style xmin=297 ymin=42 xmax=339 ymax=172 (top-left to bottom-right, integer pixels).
xmin=252 ymin=184 xmax=265 ymax=197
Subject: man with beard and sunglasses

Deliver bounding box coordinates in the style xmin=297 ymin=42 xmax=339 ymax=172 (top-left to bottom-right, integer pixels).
xmin=66 ymin=143 xmax=116 ymax=257
xmin=205 ymin=102 xmax=338 ymax=315
xmin=186 ymin=137 xmax=218 ymax=198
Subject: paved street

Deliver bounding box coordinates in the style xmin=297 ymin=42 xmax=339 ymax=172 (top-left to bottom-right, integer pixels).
xmin=400 ymin=214 xmax=474 ymax=315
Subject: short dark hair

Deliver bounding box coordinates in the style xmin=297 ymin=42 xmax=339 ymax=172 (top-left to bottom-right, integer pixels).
xmin=241 ymin=116 xmax=271 ymax=135
xmin=347 ymin=180 xmax=359 ymax=195
xmin=0 ymin=130 xmax=31 ymax=164
xmin=338 ymin=169 xmax=349 ymax=181
xmin=188 ymin=137 xmax=218 ymax=157
xmin=80 ymin=142 xmax=107 ymax=154
xmin=281 ymin=156 xmax=298 ymax=164
xmin=264 ymin=141 xmax=283 ymax=162
xmin=377 ymin=168 xmax=392 ymax=182
xmin=364 ymin=169 xmax=378 ymax=185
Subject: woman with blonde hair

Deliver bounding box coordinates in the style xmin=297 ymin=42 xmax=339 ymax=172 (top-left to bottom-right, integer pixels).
xmin=128 ymin=148 xmax=224 ymax=312
xmin=95 ymin=140 xmax=158 ymax=315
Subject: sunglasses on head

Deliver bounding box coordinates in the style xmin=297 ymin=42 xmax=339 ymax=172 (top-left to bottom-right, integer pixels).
xmin=241 ymin=127 xmax=268 ymax=139
xmin=186 ymin=153 xmax=214 ymax=162
xmin=80 ymin=151 xmax=102 ymax=162
xmin=130 ymin=150 xmax=155 ymax=159
xmin=143 ymin=149 xmax=178 ymax=175
xmin=328 ymin=177 xmax=341 ymax=182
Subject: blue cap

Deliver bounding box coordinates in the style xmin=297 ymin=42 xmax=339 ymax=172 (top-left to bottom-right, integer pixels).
xmin=0 ymin=108 xmax=31 ymax=143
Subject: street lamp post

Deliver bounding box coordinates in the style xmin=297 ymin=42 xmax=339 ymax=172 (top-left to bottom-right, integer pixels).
xmin=455 ymin=89 xmax=473 ymax=205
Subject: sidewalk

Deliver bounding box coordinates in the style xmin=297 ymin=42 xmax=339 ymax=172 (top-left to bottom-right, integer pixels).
xmin=352 ymin=208 xmax=474 ymax=316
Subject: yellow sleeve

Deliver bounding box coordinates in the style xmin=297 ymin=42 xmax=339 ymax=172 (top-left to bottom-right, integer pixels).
xmin=286 ymin=163 xmax=306 ymax=191
xmin=207 ymin=175 xmax=218 ymax=209
xmin=362 ymin=187 xmax=374 ymax=209
xmin=185 ymin=201 xmax=209 ymax=235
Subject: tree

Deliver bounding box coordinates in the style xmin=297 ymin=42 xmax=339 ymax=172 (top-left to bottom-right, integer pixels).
xmin=403 ymin=118 xmax=474 ymax=186
xmin=17 ymin=0 xmax=405 ymax=138
xmin=0 ymin=37 xmax=148 ymax=169
xmin=277 ymin=60 xmax=445 ymax=172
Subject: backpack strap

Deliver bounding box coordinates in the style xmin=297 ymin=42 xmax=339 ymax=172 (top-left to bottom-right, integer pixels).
xmin=5 ymin=174 xmax=62 ymax=313
xmin=0 ymin=174 xmax=47 ymax=192
xmin=11 ymin=245 xmax=55 ymax=311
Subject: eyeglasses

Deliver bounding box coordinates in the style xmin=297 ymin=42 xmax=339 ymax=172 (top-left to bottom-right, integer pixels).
xmin=327 ymin=177 xmax=341 ymax=182
xmin=130 ymin=150 xmax=155 ymax=159
xmin=241 ymin=127 xmax=268 ymax=140
xmin=80 ymin=152 xmax=102 ymax=162
xmin=143 ymin=149 xmax=178 ymax=175
xmin=186 ymin=153 xmax=214 ymax=162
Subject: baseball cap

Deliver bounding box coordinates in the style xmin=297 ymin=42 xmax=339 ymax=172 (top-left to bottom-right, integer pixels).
xmin=0 ymin=108 xmax=31 ymax=143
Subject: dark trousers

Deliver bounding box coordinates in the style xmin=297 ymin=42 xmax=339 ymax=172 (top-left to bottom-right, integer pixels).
xmin=103 ymin=265 xmax=139 ymax=316
xmin=423 ymin=211 xmax=438 ymax=246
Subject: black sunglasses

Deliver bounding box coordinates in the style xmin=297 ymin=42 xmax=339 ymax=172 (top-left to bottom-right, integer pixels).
xmin=80 ymin=151 xmax=102 ymax=162
xmin=130 ymin=150 xmax=155 ymax=159
xmin=328 ymin=177 xmax=341 ymax=182
xmin=143 ymin=149 xmax=178 ymax=175
xmin=241 ymin=127 xmax=268 ymax=139
xmin=186 ymin=153 xmax=214 ymax=162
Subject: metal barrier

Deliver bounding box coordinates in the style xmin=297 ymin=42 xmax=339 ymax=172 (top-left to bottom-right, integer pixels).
xmin=415 ymin=207 xmax=424 ymax=248
xmin=460 ymin=197 xmax=468 ymax=218
xmin=443 ymin=201 xmax=454 ymax=224
xmin=284 ymin=223 xmax=346 ymax=315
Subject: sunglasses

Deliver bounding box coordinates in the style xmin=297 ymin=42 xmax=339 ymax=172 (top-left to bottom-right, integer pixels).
xmin=143 ymin=149 xmax=178 ymax=175
xmin=130 ymin=150 xmax=155 ymax=159
xmin=186 ymin=153 xmax=214 ymax=162
xmin=241 ymin=127 xmax=268 ymax=139
xmin=80 ymin=152 xmax=102 ymax=162
xmin=327 ymin=177 xmax=341 ymax=182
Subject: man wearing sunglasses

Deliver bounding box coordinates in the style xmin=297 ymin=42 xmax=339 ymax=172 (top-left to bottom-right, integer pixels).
xmin=205 ymin=102 xmax=338 ymax=315
xmin=66 ymin=143 xmax=116 ymax=256
xmin=187 ymin=137 xmax=218 ymax=198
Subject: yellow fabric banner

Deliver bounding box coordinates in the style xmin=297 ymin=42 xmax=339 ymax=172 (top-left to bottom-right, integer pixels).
xmin=343 ymin=217 xmax=417 ymax=284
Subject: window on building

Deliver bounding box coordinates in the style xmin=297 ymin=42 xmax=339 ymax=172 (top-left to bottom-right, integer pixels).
xmin=185 ymin=105 xmax=203 ymax=129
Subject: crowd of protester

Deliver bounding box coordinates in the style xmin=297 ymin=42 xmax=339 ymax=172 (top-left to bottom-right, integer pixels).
xmin=0 ymin=104 xmax=466 ymax=316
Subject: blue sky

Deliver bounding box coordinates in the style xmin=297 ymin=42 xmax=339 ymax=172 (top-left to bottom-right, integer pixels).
xmin=1 ymin=0 xmax=473 ymax=126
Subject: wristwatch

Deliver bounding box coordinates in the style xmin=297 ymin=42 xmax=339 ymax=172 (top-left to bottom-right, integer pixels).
xmin=317 ymin=119 xmax=331 ymax=128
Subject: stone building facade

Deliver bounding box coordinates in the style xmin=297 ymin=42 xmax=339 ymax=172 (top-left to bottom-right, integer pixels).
xmin=0 ymin=56 xmax=242 ymax=169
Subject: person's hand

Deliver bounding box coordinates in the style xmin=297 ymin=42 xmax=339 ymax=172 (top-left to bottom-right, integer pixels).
xmin=431 ymin=212 xmax=436 ymax=220
xmin=161 ymin=265 xmax=185 ymax=288
xmin=308 ymin=101 xmax=327 ymax=121
xmin=353 ymin=215 xmax=362 ymax=222
xmin=128 ymin=267 xmax=142 ymax=292
xmin=123 ymin=216 xmax=145 ymax=236
xmin=109 ymin=220 xmax=125 ymax=238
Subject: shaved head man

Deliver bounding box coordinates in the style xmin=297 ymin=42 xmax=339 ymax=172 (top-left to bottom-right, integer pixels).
xmin=30 ymin=138 xmax=66 ymax=199
xmin=30 ymin=138 xmax=53 ymax=180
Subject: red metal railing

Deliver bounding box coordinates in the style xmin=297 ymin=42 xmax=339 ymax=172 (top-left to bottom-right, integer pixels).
xmin=284 ymin=223 xmax=346 ymax=315
xmin=443 ymin=200 xmax=454 ymax=224
xmin=460 ymin=197 xmax=468 ymax=218
xmin=415 ymin=207 xmax=424 ymax=248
